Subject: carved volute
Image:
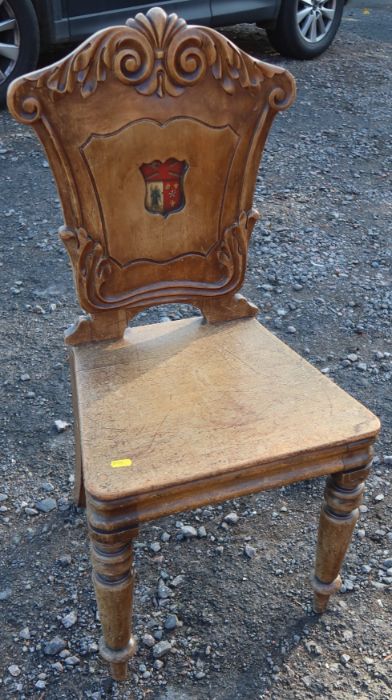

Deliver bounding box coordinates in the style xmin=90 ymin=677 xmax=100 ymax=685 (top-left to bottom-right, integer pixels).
xmin=8 ymin=7 xmax=296 ymax=343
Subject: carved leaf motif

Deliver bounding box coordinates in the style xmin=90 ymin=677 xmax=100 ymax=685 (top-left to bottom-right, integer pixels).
xmin=18 ymin=7 xmax=293 ymax=102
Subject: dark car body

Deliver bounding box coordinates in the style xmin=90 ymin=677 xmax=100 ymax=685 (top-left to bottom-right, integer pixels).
xmin=1 ymin=0 xmax=347 ymax=104
xmin=32 ymin=1 xmax=280 ymax=47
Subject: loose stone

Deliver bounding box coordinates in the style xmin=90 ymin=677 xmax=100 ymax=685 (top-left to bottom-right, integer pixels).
xmin=224 ymin=512 xmax=239 ymax=525
xmin=157 ymin=579 xmax=172 ymax=599
xmin=0 ymin=587 xmax=12 ymax=600
xmin=64 ymin=655 xmax=80 ymax=666
xmin=142 ymin=634 xmax=155 ymax=648
xmin=58 ymin=555 xmax=72 ymax=566
xmin=8 ymin=665 xmax=21 ymax=677
xmin=51 ymin=662 xmax=64 ymax=673
xmin=164 ymin=614 xmax=179 ymax=631
xmin=44 ymin=636 xmax=67 ymax=656
xmin=54 ymin=419 xmax=70 ymax=433
xmin=171 ymin=575 xmax=184 ymax=588
xmin=35 ymin=497 xmax=57 ymax=513
xmin=181 ymin=525 xmax=197 ymax=538
xmin=153 ymin=641 xmax=172 ymax=659
xmin=244 ymin=544 xmax=256 ymax=559
xmin=342 ymin=629 xmax=353 ymax=641
xmin=62 ymin=610 xmax=77 ymax=628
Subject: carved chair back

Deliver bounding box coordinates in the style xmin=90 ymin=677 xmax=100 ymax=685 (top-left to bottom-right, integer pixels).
xmin=8 ymin=7 xmax=295 ymax=341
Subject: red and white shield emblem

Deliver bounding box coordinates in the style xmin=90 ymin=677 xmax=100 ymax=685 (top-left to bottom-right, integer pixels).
xmin=140 ymin=158 xmax=188 ymax=217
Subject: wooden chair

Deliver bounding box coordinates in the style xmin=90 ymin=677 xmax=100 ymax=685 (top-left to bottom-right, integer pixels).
xmin=8 ymin=7 xmax=380 ymax=683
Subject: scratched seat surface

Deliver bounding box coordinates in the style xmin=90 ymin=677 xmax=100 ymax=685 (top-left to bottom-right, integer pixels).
xmin=71 ymin=317 xmax=379 ymax=502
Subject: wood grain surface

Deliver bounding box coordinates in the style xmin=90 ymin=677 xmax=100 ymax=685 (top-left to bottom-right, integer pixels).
xmin=72 ymin=317 xmax=380 ymax=502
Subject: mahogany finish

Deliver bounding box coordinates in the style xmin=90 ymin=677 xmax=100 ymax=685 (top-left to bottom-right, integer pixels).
xmin=8 ymin=7 xmax=380 ymax=683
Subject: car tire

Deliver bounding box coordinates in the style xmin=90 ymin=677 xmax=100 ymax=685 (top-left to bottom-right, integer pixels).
xmin=266 ymin=0 xmax=345 ymax=59
xmin=0 ymin=0 xmax=39 ymax=106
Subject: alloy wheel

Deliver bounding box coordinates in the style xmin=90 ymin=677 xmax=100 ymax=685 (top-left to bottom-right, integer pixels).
xmin=296 ymin=0 xmax=337 ymax=44
xmin=0 ymin=0 xmax=20 ymax=86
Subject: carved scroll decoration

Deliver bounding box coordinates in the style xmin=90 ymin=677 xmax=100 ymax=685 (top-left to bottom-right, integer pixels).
xmin=10 ymin=7 xmax=294 ymax=105
xmin=60 ymin=208 xmax=259 ymax=314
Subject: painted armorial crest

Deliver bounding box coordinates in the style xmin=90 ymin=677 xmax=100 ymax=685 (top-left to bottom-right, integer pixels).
xmin=8 ymin=6 xmax=296 ymax=344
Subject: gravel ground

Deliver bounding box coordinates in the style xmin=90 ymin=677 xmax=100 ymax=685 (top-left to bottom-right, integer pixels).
xmin=0 ymin=2 xmax=391 ymax=699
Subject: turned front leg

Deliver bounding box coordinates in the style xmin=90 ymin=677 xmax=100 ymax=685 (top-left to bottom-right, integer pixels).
xmin=90 ymin=531 xmax=138 ymax=680
xmin=312 ymin=464 xmax=370 ymax=613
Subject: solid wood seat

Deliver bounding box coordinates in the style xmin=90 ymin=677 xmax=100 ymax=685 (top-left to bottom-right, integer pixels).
xmin=8 ymin=5 xmax=380 ymax=685
xmin=73 ymin=317 xmax=378 ymax=509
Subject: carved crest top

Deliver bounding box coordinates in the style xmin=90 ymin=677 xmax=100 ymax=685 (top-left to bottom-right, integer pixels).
xmin=8 ymin=6 xmax=295 ymax=111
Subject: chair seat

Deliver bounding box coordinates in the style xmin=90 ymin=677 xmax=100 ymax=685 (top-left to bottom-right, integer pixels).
xmin=72 ymin=317 xmax=379 ymax=507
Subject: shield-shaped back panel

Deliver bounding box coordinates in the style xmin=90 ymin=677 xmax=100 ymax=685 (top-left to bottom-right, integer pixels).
xmin=8 ymin=7 xmax=295 ymax=344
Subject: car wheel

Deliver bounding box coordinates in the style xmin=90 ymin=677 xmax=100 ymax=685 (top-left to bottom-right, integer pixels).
xmin=0 ymin=0 xmax=39 ymax=105
xmin=267 ymin=0 xmax=345 ymax=59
